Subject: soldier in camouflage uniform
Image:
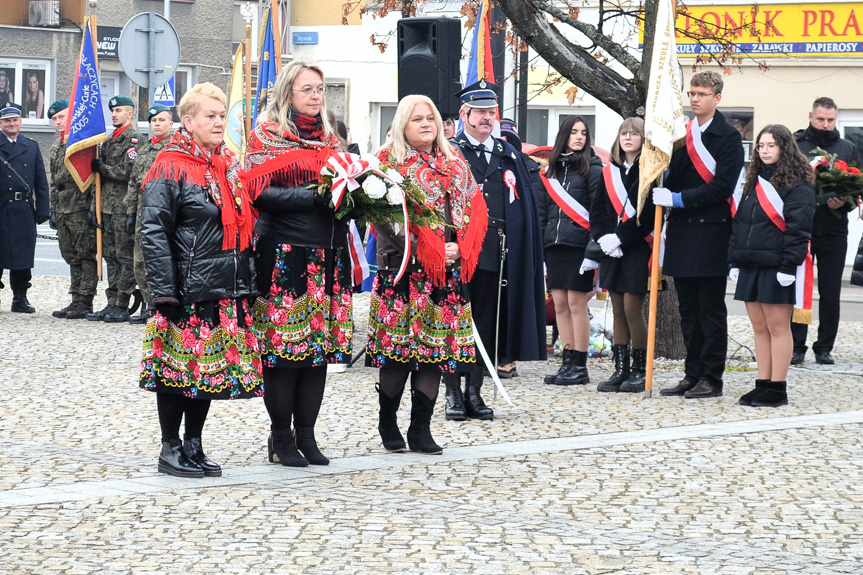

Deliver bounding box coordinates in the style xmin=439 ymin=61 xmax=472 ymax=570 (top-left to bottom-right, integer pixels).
xmin=86 ymin=95 xmax=140 ymax=323
xmin=47 ymin=99 xmax=97 ymax=319
xmin=124 ymin=103 xmax=172 ymax=324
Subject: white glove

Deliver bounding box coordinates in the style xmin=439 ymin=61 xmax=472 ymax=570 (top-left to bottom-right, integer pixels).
xmin=777 ymin=272 xmax=795 ymax=287
xmin=598 ymin=234 xmax=622 ymax=255
xmin=652 ymin=187 xmax=674 ymax=207
xmin=579 ymin=258 xmax=599 ymax=275
xmin=728 ymin=268 xmax=739 ymax=283
xmin=608 ymin=246 xmax=623 ymax=258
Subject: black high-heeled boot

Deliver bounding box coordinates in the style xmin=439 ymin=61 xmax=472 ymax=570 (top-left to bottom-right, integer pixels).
xmin=183 ymin=435 xmax=222 ymax=477
xmin=407 ymin=388 xmax=443 ymax=454
xmin=295 ymin=426 xmax=329 ymax=465
xmin=268 ymin=427 xmax=309 ymax=467
xmin=376 ymin=382 xmax=407 ymax=452
xmin=158 ymin=438 xmax=204 ymax=478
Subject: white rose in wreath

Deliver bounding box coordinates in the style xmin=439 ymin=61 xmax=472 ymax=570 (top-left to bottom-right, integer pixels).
xmin=385 ymin=184 xmax=404 ymax=205
xmin=362 ymin=175 xmax=388 ymax=199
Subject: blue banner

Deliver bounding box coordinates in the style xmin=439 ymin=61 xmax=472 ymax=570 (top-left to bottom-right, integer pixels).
xmin=253 ymin=9 xmax=278 ymax=127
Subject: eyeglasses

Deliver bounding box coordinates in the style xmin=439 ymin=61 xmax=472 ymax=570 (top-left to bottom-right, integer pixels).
xmin=620 ymin=132 xmax=641 ymax=139
xmin=756 ymin=143 xmax=778 ymax=151
xmin=292 ymin=86 xmax=326 ymax=97
xmin=686 ymin=91 xmax=715 ymax=99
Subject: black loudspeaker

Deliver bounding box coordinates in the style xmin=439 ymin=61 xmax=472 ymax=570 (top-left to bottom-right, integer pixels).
xmin=397 ymin=18 xmax=462 ymax=119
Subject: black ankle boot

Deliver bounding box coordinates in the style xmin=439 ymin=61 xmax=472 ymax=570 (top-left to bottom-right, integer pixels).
xmin=295 ymin=426 xmax=329 ymax=465
xmin=739 ymin=379 xmax=769 ymax=406
xmin=544 ymin=346 xmax=574 ymax=385
xmin=597 ymin=344 xmax=630 ymax=392
xmin=618 ymin=348 xmax=646 ymax=393
xmin=751 ymin=380 xmax=788 ymax=407
xmin=158 ymin=438 xmax=204 ymax=478
xmin=11 ymin=289 xmax=35 ymax=313
xmin=407 ymin=388 xmax=442 ymax=454
xmin=268 ymin=427 xmax=309 ymax=467
xmin=443 ymin=373 xmax=467 ymax=421
xmin=554 ymin=349 xmax=589 ymax=385
xmin=183 ymin=435 xmax=222 ymax=477
xmin=464 ymin=368 xmax=494 ymax=420
xmin=376 ymin=382 xmax=407 ymax=452
xmin=129 ymin=301 xmax=149 ymax=324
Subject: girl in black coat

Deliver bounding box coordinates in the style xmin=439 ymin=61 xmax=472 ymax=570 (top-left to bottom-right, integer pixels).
xmin=537 ymin=116 xmax=602 ymax=385
xmin=728 ymin=124 xmax=815 ymax=407
xmin=588 ymin=117 xmax=656 ymax=393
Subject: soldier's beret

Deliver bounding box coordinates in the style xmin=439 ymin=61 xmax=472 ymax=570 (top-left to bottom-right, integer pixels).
xmin=0 ymin=103 xmax=23 ymax=119
xmin=147 ymin=104 xmax=171 ymax=121
xmin=109 ymin=95 xmax=135 ymax=110
xmin=47 ymin=99 xmax=69 ymax=119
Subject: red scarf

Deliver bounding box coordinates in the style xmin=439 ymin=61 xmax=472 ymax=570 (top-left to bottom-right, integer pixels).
xmin=144 ymin=129 xmax=254 ymax=251
xmin=242 ymin=120 xmax=340 ymax=196
xmin=112 ymin=123 xmax=131 ymax=139
xmin=378 ymin=145 xmax=487 ymax=286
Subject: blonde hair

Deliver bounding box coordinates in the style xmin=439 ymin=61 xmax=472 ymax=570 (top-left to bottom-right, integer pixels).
xmin=610 ymin=117 xmax=644 ymax=165
xmin=178 ymin=82 xmax=227 ymax=122
xmin=264 ymin=60 xmax=332 ymax=137
xmin=388 ymin=95 xmax=453 ymax=164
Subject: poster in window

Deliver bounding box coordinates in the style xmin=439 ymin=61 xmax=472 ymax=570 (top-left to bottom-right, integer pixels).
xmin=0 ymin=64 xmax=15 ymax=109
xmin=22 ymin=67 xmax=46 ymax=120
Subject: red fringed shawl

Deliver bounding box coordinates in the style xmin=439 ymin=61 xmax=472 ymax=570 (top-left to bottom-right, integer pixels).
xmin=241 ymin=120 xmax=341 ymax=196
xmin=144 ymin=129 xmax=254 ymax=251
xmin=378 ymin=145 xmax=488 ymax=286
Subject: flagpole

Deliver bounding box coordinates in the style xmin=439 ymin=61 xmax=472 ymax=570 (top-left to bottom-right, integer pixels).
xmin=241 ymin=2 xmax=254 ymax=140
xmin=644 ymin=188 xmax=664 ymax=398
xmin=89 ymin=10 xmax=104 ymax=279
xmin=271 ymin=0 xmax=282 ymax=70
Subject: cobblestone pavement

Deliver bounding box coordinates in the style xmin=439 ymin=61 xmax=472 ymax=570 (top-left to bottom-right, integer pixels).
xmin=1 ymin=276 xmax=862 ymax=574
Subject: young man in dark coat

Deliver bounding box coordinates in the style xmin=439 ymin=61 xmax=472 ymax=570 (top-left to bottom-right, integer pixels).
xmin=0 ymin=103 xmax=50 ymax=312
xmin=790 ymin=97 xmax=861 ymax=366
xmin=652 ymin=71 xmax=744 ymax=399
xmin=445 ymin=80 xmax=546 ymax=421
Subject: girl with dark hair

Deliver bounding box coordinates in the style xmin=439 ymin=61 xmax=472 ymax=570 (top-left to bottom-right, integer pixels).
xmin=537 ymin=116 xmax=602 ymax=385
xmin=728 ymin=124 xmax=815 ymax=407
xmin=589 ymin=117 xmax=656 ymax=393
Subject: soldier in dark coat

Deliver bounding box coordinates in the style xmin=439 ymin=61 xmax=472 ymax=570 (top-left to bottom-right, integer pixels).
xmin=445 ymin=80 xmax=546 ymax=421
xmin=87 ymin=95 xmax=141 ymax=323
xmin=0 ymin=103 xmax=50 ymax=312
xmin=653 ymin=71 xmax=744 ymax=399
xmin=124 ymin=104 xmax=173 ymax=324
xmin=48 ymin=99 xmax=98 ymax=319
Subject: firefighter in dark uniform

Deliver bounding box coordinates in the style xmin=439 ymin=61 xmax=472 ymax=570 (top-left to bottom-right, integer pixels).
xmin=87 ymin=95 xmax=141 ymax=323
xmin=0 ymin=103 xmax=50 ymax=312
xmin=445 ymin=80 xmax=547 ymax=421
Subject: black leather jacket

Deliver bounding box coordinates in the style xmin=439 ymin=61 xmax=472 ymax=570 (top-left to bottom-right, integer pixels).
xmin=537 ymin=153 xmax=602 ymax=249
xmin=253 ymin=183 xmax=348 ymax=249
xmin=141 ymin=177 xmax=256 ymax=305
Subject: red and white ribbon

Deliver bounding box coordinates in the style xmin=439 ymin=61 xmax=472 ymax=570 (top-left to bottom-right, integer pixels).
xmin=603 ymin=163 xmax=634 ymax=222
xmin=755 ymin=176 xmax=787 ymax=232
xmin=326 ymin=152 xmax=370 ymax=210
xmin=503 ymin=169 xmax=519 ymax=203
xmin=685 ymin=120 xmax=716 ymax=184
xmin=540 ymin=169 xmax=590 ymax=230
xmin=729 ymin=168 xmax=745 ymax=218
xmin=795 ymin=248 xmax=814 ymax=324
xmin=347 ymin=220 xmax=370 ymax=286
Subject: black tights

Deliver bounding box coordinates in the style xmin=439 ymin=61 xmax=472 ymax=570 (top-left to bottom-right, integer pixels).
xmin=156 ymin=393 xmax=211 ymax=441
xmin=609 ymin=291 xmax=648 ymax=349
xmin=378 ymin=369 xmax=440 ymax=401
xmin=263 ymin=365 xmax=327 ymax=430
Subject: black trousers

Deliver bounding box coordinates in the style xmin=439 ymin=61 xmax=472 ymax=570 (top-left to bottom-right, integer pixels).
xmin=674 ymin=276 xmax=728 ymax=384
xmin=792 ymin=233 xmax=846 ymax=355
xmin=0 ymin=268 xmax=32 ymax=291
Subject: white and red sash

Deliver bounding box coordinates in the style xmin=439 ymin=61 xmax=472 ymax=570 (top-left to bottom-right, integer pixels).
xmin=347 ymin=220 xmax=370 ymax=287
xmin=540 ymin=168 xmax=590 ymax=230
xmin=685 ymin=120 xmax=716 ymax=184
xmin=754 ymin=176 xmax=814 ymax=324
xmin=602 ymin=163 xmax=635 ymax=222
xmin=729 ymin=168 xmax=745 ymax=218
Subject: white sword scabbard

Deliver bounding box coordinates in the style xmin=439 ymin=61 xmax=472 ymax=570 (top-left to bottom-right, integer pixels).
xmin=471 ymin=321 xmax=514 ymax=407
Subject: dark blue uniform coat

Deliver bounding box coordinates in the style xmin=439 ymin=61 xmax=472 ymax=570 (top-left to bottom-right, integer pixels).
xmin=0 ymin=133 xmax=50 ymax=270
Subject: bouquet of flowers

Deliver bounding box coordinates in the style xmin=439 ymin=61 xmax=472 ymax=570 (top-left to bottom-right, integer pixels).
xmin=316 ymin=152 xmax=441 ymax=229
xmin=810 ymin=147 xmax=863 ymax=207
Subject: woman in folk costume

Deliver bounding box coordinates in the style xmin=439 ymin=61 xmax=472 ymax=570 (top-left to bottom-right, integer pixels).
xmin=588 ymin=117 xmax=657 ymax=393
xmin=537 ymin=115 xmax=602 ymax=385
xmin=368 ymin=94 xmax=487 ymax=454
xmin=139 ymin=82 xmax=261 ymax=478
xmin=243 ymin=61 xmax=352 ymax=467
xmin=728 ymin=124 xmax=815 ymax=407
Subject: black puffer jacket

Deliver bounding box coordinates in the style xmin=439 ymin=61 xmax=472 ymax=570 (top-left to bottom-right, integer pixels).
xmin=141 ymin=177 xmax=256 ymax=305
xmin=253 ymin=183 xmax=348 ymax=249
xmin=728 ymin=167 xmax=815 ymax=275
xmin=537 ymin=152 xmax=602 ymax=249
xmin=851 ymin=235 xmax=863 ymax=286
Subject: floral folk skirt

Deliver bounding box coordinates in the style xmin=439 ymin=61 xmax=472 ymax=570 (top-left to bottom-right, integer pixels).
xmin=365 ymin=268 xmax=477 ymax=373
xmin=252 ymin=238 xmax=354 ymax=368
xmin=139 ymin=298 xmax=265 ymax=399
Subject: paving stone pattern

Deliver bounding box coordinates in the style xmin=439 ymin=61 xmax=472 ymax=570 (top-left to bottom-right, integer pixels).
xmin=1 ymin=277 xmax=861 ymax=574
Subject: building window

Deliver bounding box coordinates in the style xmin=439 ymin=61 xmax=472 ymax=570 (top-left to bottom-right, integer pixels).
xmin=0 ymin=57 xmax=53 ymax=123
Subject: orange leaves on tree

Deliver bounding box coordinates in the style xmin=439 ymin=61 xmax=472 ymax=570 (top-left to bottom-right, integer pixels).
xmin=565 ymin=86 xmax=579 ymax=105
